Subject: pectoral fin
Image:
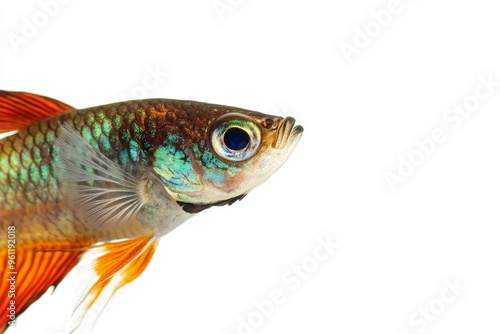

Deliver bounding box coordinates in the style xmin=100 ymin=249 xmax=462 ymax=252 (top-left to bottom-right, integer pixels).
xmin=56 ymin=123 xmax=146 ymax=232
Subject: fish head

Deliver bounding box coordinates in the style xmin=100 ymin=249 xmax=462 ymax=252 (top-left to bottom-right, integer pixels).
xmin=152 ymin=104 xmax=303 ymax=213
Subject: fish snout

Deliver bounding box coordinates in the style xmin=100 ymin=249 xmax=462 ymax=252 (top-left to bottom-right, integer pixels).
xmin=273 ymin=117 xmax=304 ymax=149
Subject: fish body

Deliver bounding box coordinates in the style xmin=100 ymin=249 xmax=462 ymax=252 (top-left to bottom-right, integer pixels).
xmin=0 ymin=91 xmax=302 ymax=332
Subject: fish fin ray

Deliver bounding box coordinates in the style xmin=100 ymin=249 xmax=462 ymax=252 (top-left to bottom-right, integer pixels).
xmin=69 ymin=236 xmax=158 ymax=333
xmin=0 ymin=241 xmax=90 ymax=333
xmin=0 ymin=90 xmax=73 ymax=133
xmin=56 ymin=123 xmax=145 ymax=231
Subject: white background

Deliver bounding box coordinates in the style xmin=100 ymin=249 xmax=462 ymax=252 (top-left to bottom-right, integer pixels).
xmin=1 ymin=0 xmax=500 ymax=333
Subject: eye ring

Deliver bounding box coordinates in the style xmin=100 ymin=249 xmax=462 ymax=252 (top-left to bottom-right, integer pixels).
xmin=211 ymin=114 xmax=262 ymax=162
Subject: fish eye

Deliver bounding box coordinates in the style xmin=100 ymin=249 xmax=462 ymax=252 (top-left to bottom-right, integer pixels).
xmin=211 ymin=115 xmax=261 ymax=162
xmin=223 ymin=127 xmax=250 ymax=151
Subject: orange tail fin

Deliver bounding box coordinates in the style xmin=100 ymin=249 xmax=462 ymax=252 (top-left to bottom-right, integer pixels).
xmin=0 ymin=241 xmax=89 ymax=333
xmin=0 ymin=236 xmax=158 ymax=333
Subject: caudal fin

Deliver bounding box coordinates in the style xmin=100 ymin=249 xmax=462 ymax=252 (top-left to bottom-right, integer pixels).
xmin=0 ymin=241 xmax=88 ymax=333
xmin=0 ymin=236 xmax=159 ymax=333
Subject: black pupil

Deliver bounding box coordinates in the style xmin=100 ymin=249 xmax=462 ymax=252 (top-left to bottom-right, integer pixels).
xmin=224 ymin=127 xmax=250 ymax=151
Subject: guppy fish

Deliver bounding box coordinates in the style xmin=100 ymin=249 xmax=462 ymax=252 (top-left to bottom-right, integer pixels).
xmin=0 ymin=91 xmax=302 ymax=332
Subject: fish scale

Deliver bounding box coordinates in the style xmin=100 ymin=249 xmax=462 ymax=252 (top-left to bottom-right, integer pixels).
xmin=0 ymin=91 xmax=302 ymax=333
xmin=0 ymin=98 xmax=270 ymax=243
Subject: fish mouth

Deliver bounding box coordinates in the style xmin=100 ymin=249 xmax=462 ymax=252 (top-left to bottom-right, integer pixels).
xmin=273 ymin=117 xmax=304 ymax=149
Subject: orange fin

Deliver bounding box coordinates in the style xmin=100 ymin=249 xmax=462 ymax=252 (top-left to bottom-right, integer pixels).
xmin=0 ymin=90 xmax=73 ymax=133
xmin=71 ymin=236 xmax=158 ymax=332
xmin=0 ymin=241 xmax=89 ymax=333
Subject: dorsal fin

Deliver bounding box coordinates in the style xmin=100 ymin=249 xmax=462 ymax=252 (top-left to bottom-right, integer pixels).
xmin=0 ymin=90 xmax=73 ymax=133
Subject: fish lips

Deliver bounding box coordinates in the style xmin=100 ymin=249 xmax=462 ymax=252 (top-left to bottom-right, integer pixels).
xmin=273 ymin=116 xmax=304 ymax=150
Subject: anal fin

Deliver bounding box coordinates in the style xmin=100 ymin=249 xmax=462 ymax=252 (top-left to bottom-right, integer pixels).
xmin=71 ymin=236 xmax=158 ymax=333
